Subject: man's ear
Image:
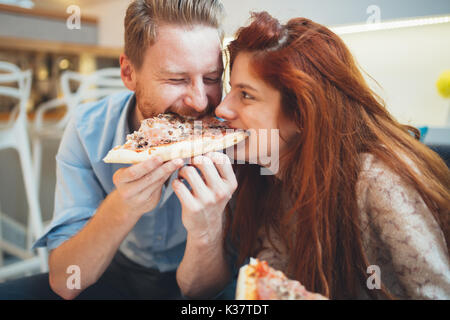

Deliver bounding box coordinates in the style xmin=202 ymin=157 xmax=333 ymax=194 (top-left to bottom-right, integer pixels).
xmin=120 ymin=53 xmax=137 ymax=92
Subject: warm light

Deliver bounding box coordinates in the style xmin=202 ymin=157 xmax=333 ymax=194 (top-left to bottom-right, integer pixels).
xmin=223 ymin=16 xmax=450 ymax=39
xmin=59 ymin=59 xmax=70 ymax=70
xmin=37 ymin=68 xmax=48 ymax=81
xmin=331 ymin=15 xmax=450 ymax=35
xmin=79 ymin=53 xmax=96 ymax=75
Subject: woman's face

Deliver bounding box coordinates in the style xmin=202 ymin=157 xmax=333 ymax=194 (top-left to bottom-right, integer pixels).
xmin=215 ymin=52 xmax=298 ymax=172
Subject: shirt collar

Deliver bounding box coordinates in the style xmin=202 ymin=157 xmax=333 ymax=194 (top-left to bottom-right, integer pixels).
xmin=112 ymin=93 xmax=136 ymax=149
xmin=108 ymin=94 xmax=136 ymax=175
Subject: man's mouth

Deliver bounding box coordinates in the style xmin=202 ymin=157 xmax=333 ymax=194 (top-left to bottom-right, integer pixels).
xmin=167 ymin=104 xmax=215 ymax=119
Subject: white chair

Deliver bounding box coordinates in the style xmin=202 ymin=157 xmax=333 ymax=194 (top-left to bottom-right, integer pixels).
xmin=0 ymin=62 xmax=48 ymax=281
xmin=31 ymin=68 xmax=125 ymax=191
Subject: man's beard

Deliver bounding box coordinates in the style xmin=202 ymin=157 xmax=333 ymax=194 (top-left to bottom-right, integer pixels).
xmin=135 ymin=83 xmax=216 ymax=119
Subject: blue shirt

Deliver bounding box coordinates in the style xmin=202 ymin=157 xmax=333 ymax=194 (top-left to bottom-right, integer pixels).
xmin=33 ymin=91 xmax=187 ymax=272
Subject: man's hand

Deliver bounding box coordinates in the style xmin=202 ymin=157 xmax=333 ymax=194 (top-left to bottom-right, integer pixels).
xmin=112 ymin=156 xmax=184 ymax=218
xmin=49 ymin=156 xmax=184 ymax=300
xmin=172 ymin=152 xmax=237 ymax=244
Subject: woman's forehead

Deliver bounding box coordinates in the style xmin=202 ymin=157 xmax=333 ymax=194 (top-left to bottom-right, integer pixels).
xmin=231 ymin=53 xmax=278 ymax=95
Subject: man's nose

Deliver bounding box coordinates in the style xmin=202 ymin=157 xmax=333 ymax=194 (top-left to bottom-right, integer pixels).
xmin=215 ymin=94 xmax=237 ymax=120
xmin=184 ymin=81 xmax=208 ymax=113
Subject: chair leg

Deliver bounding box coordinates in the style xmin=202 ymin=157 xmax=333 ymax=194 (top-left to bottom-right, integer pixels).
xmin=32 ymin=135 xmax=42 ymax=193
xmin=16 ymin=128 xmax=48 ymax=273
xmin=0 ymin=204 xmax=3 ymax=267
xmin=29 ymin=136 xmax=43 ymax=251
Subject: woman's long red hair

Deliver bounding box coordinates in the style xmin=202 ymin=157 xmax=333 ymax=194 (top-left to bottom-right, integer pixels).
xmin=224 ymin=12 xmax=450 ymax=299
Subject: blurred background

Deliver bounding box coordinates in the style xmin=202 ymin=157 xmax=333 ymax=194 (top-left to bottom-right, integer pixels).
xmin=0 ymin=0 xmax=449 ymax=279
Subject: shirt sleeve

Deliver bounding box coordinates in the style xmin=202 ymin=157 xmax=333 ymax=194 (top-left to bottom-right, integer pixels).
xmin=33 ymin=114 xmax=106 ymax=251
xmin=361 ymin=155 xmax=450 ymax=299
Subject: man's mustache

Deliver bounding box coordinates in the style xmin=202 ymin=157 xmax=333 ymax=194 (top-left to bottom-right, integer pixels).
xmin=167 ymin=103 xmax=216 ymax=119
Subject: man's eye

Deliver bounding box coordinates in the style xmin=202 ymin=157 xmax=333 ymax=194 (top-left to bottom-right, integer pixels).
xmin=169 ymin=79 xmax=186 ymax=83
xmin=204 ymin=77 xmax=221 ymax=84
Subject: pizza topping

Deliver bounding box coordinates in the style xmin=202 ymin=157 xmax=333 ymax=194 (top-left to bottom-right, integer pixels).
xmin=124 ymin=112 xmax=242 ymax=150
xmin=124 ymin=113 xmax=189 ymax=149
xmin=247 ymin=259 xmax=328 ymax=300
xmin=256 ymin=277 xmax=311 ymax=300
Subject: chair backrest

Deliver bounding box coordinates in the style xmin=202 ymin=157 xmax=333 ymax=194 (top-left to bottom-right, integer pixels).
xmin=61 ymin=68 xmax=124 ymax=109
xmin=0 ymin=62 xmax=32 ymax=128
xmin=59 ymin=68 xmax=125 ymax=128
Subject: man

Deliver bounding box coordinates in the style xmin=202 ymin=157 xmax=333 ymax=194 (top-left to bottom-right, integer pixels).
xmin=0 ymin=0 xmax=229 ymax=300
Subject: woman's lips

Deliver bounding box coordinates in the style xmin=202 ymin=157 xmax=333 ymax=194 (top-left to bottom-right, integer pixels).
xmin=224 ymin=122 xmax=244 ymax=130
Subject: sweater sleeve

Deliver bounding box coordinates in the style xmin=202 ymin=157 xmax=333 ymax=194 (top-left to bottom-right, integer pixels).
xmin=359 ymin=154 xmax=450 ymax=299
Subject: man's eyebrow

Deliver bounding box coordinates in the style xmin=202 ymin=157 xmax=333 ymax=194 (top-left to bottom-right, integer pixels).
xmin=208 ymin=68 xmax=224 ymax=74
xmin=160 ymin=68 xmax=223 ymax=76
xmin=160 ymin=70 xmax=188 ymax=76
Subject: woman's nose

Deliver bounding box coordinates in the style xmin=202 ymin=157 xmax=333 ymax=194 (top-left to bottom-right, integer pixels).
xmin=215 ymin=94 xmax=237 ymax=120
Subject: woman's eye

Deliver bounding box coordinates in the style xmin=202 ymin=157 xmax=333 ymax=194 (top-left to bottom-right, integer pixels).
xmin=240 ymin=91 xmax=253 ymax=100
xmin=169 ymin=79 xmax=186 ymax=83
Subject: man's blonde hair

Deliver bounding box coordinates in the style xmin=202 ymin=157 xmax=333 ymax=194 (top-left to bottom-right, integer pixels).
xmin=125 ymin=0 xmax=225 ymax=69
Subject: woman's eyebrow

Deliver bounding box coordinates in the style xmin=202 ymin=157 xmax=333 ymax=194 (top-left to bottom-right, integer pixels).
xmin=233 ymin=83 xmax=258 ymax=92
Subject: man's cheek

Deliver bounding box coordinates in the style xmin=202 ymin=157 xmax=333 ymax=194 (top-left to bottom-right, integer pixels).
xmin=150 ymin=87 xmax=180 ymax=112
xmin=160 ymin=85 xmax=184 ymax=102
xmin=208 ymin=85 xmax=223 ymax=107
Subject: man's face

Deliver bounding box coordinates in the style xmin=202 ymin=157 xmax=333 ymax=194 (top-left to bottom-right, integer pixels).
xmin=124 ymin=24 xmax=224 ymax=121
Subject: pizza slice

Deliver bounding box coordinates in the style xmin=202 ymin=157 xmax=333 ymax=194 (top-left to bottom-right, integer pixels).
xmin=103 ymin=112 xmax=248 ymax=164
xmin=236 ymin=258 xmax=328 ymax=300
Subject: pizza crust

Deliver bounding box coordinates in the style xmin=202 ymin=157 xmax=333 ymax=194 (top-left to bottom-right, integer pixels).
xmin=235 ymin=265 xmax=248 ymax=300
xmin=236 ymin=258 xmax=258 ymax=300
xmin=103 ymin=130 xmax=248 ymax=164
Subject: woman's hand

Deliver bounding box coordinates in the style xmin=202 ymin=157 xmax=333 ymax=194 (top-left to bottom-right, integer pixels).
xmin=172 ymin=152 xmax=238 ymax=244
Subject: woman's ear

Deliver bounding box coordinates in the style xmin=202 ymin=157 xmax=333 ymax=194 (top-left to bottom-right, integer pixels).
xmin=120 ymin=53 xmax=137 ymax=92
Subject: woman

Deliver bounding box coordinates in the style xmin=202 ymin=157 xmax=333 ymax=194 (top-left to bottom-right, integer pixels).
xmin=174 ymin=12 xmax=450 ymax=299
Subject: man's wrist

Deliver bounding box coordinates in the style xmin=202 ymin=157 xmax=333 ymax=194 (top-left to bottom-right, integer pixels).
xmin=104 ymin=190 xmax=140 ymax=224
